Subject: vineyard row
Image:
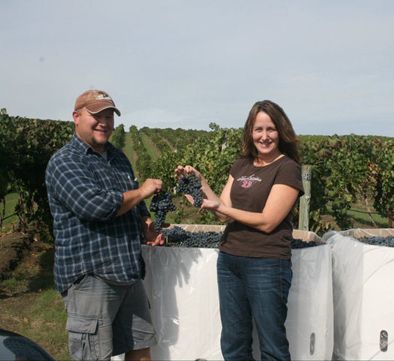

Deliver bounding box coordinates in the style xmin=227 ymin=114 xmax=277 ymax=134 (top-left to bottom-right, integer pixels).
xmin=0 ymin=113 xmax=392 ymax=239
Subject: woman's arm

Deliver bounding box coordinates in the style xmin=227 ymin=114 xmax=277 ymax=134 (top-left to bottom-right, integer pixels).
xmin=202 ymin=184 xmax=300 ymax=233
xmin=214 ymin=175 xmax=233 ymax=222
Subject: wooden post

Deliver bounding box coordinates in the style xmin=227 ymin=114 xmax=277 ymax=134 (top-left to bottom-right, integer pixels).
xmin=298 ymin=165 xmax=312 ymax=231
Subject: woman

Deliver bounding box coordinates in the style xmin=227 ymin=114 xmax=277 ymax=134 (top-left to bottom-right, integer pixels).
xmin=176 ymin=100 xmax=304 ymax=361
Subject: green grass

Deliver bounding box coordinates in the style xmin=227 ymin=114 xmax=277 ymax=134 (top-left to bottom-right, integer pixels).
xmin=0 ymin=289 xmax=69 ymax=360
xmin=1 ymin=192 xmax=18 ymax=230
xmin=29 ymin=289 xmax=69 ymax=360
xmin=139 ymin=132 xmax=160 ymax=161
xmin=0 ymin=239 xmax=69 ymax=360
xmin=347 ymin=207 xmax=388 ymax=228
xmin=0 ymin=193 xmax=18 ymax=232
xmin=123 ymin=132 xmax=137 ymax=162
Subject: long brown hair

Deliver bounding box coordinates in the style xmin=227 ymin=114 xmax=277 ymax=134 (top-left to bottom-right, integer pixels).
xmin=241 ymin=100 xmax=300 ymax=163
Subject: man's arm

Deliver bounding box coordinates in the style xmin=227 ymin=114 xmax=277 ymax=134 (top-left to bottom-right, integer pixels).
xmin=46 ymin=157 xmax=123 ymax=221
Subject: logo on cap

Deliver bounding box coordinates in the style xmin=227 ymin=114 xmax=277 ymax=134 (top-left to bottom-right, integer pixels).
xmin=95 ymin=94 xmax=113 ymax=101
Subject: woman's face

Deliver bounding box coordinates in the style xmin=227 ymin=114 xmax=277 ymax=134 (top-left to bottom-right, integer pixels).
xmin=252 ymin=111 xmax=280 ymax=158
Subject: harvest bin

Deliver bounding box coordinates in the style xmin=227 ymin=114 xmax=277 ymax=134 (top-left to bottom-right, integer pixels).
xmin=323 ymin=228 xmax=394 ymax=361
xmin=133 ymin=225 xmax=333 ymax=361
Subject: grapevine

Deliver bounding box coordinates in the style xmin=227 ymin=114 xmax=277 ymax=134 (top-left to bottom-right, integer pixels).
xmin=149 ymin=191 xmax=176 ymax=232
xmin=176 ymin=174 xmax=204 ymax=207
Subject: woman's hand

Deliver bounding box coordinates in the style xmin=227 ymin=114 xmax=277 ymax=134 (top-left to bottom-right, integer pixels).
xmin=175 ymin=165 xmax=202 ymax=180
xmin=201 ymin=199 xmax=221 ymax=210
xmin=175 ymin=165 xmax=206 ymax=206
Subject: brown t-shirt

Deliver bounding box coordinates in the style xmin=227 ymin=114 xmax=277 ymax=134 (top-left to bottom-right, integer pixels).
xmin=219 ymin=156 xmax=304 ymax=259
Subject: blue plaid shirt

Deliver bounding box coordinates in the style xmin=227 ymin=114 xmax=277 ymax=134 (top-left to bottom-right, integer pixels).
xmin=45 ymin=135 xmax=150 ymax=293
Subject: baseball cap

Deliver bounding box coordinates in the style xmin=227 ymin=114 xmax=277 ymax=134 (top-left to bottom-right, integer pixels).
xmin=74 ymin=90 xmax=121 ymax=116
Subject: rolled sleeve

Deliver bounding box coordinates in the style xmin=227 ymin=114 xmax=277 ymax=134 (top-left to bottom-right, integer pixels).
xmin=47 ymin=156 xmax=123 ymax=222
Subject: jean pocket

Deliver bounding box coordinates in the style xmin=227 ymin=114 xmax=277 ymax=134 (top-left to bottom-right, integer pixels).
xmin=66 ymin=316 xmax=99 ymax=361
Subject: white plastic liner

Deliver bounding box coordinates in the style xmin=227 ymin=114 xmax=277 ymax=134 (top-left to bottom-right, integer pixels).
xmin=136 ymin=226 xmax=333 ymax=361
xmin=323 ymin=228 xmax=394 ymax=360
xmin=251 ymin=229 xmax=333 ymax=360
xmin=282 ymin=231 xmax=333 ymax=360
xmin=143 ymin=245 xmax=222 ymax=360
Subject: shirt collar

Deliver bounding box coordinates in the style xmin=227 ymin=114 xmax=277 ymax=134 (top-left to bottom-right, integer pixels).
xmin=71 ymin=134 xmax=118 ymax=159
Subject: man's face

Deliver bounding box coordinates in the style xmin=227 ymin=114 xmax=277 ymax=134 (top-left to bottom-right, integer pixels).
xmin=73 ymin=108 xmax=114 ymax=153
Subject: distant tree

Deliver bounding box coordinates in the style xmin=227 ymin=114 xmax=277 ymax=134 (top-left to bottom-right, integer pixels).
xmin=111 ymin=124 xmax=126 ymax=149
xmin=209 ymin=122 xmax=220 ymax=131
xmin=129 ymin=125 xmax=138 ymax=134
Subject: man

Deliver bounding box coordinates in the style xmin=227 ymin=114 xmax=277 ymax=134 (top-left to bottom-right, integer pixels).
xmin=45 ymin=89 xmax=163 ymax=361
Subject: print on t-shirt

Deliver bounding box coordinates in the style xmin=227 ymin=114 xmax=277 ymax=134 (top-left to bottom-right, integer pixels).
xmin=236 ymin=174 xmax=262 ymax=189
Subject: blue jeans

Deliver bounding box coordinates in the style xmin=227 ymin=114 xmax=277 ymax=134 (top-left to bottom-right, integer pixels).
xmin=217 ymin=252 xmax=292 ymax=361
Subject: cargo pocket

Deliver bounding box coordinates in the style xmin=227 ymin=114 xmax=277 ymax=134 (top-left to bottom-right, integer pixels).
xmin=66 ymin=315 xmax=99 ymax=361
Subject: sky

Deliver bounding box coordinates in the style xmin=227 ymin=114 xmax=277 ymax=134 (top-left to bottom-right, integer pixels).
xmin=1 ymin=0 xmax=394 ymax=136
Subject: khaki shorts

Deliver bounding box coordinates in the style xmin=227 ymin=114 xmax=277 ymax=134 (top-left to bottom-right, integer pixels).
xmin=63 ymin=275 xmax=156 ymax=361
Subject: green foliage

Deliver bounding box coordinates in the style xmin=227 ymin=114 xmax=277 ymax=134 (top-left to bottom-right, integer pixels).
xmin=0 ymin=113 xmax=73 ymax=240
xmin=129 ymin=125 xmax=138 ymax=135
xmin=300 ymin=134 xmax=393 ymax=232
xmin=370 ymin=138 xmax=394 ymax=227
xmin=150 ymin=130 xmax=393 ymax=232
xmin=110 ymin=124 xmax=126 ymax=149
xmin=1 ymin=114 xmax=392 ymax=236
xmin=150 ymin=149 xmax=180 ymax=189
xmin=151 ymin=125 xmax=242 ymax=224
xmin=0 ymin=172 xmax=9 ymax=200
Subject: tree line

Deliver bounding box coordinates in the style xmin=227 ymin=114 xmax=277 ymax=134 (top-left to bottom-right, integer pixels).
xmin=0 ymin=112 xmax=392 ymax=240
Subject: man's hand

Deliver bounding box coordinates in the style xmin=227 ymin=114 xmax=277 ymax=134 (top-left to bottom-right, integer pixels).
xmin=139 ymin=179 xmax=163 ymax=199
xmin=143 ymin=218 xmax=165 ymax=246
xmin=118 ymin=179 xmax=163 ymax=217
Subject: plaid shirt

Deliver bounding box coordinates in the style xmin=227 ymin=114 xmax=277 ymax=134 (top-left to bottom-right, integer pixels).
xmin=45 ymin=135 xmax=150 ymax=293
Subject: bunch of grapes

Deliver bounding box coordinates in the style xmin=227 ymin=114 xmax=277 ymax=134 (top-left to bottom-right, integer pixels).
xmin=291 ymin=238 xmax=323 ymax=249
xmin=162 ymin=226 xmax=222 ymax=248
xmin=176 ymin=174 xmax=204 ymax=207
xmin=161 ymin=228 xmax=330 ymax=249
xmin=149 ymin=191 xmax=176 ymax=232
xmin=358 ymin=236 xmax=394 ymax=247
